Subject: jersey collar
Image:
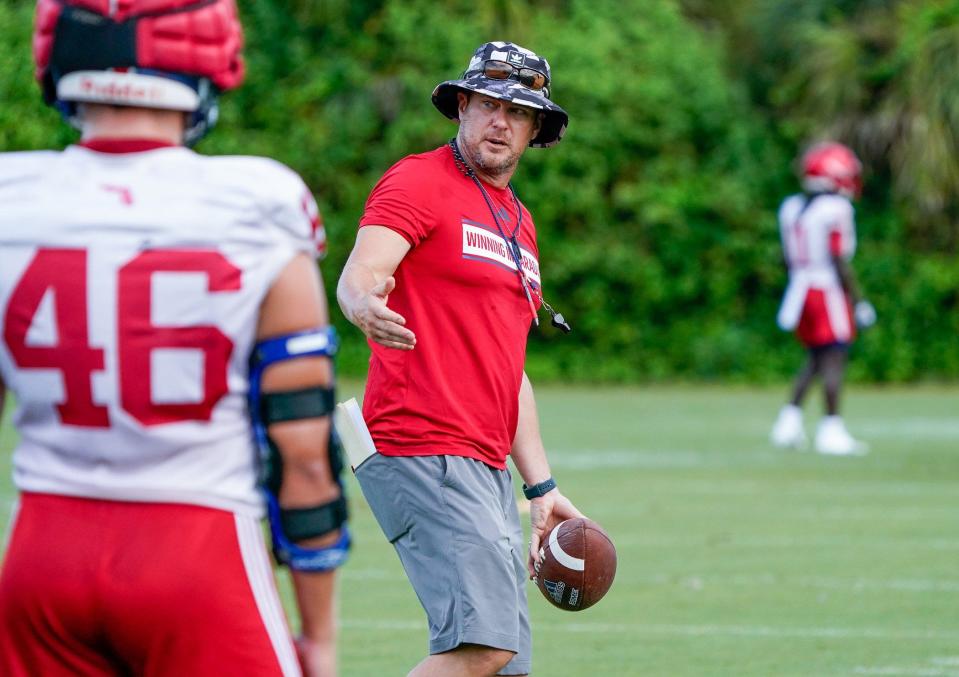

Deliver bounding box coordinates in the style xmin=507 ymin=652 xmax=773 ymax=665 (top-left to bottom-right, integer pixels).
xmin=78 ymin=138 xmax=177 ymax=154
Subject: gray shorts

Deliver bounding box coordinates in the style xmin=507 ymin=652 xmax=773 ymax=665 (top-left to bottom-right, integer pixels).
xmin=355 ymin=453 xmax=531 ymax=675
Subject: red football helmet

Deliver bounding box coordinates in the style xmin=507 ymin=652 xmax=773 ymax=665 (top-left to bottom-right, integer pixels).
xmin=33 ymin=0 xmax=245 ymax=143
xmin=800 ymin=142 xmax=863 ymax=199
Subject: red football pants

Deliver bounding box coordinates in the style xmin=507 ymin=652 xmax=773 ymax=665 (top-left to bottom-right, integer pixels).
xmin=0 ymin=493 xmax=301 ymax=676
xmin=796 ymin=288 xmax=855 ymax=348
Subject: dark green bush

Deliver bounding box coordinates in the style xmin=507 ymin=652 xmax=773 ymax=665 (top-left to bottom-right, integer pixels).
xmin=1 ymin=0 xmax=955 ymax=382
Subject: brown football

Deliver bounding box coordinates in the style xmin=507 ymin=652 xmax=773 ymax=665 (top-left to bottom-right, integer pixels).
xmin=534 ymin=517 xmax=617 ymax=611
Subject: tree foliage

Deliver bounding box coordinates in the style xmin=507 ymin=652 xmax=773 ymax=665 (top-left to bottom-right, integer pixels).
xmin=1 ymin=0 xmax=956 ymax=382
xmin=691 ymin=0 xmax=959 ymax=251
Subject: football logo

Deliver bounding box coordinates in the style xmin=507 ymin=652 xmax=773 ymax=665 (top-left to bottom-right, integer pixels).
xmin=543 ymin=579 xmax=566 ymax=604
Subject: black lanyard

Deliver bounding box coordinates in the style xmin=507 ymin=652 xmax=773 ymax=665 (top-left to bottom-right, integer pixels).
xmin=448 ymin=139 xmax=570 ymax=333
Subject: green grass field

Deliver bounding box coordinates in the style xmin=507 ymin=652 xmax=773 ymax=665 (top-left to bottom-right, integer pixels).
xmin=2 ymin=384 xmax=958 ymax=676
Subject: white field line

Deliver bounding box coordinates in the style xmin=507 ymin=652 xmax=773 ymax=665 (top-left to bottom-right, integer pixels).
xmin=773 ymin=574 xmax=959 ymax=593
xmin=856 ymin=419 xmax=959 ymax=439
xmin=549 ymin=448 xmax=765 ymax=470
xmin=548 ymin=448 xmax=959 ymax=482
xmin=545 ymin=448 xmax=959 ymax=507
xmin=645 ymin=573 xmax=959 ymax=594
xmin=606 ymin=504 xmax=958 ymax=520
xmin=854 ymin=668 xmax=959 ymax=677
xmin=662 ymin=417 xmax=959 ymax=440
xmin=557 ymin=416 xmax=959 ymax=441
xmin=627 ymin=478 xmax=959 ymax=499
xmin=341 ymin=618 xmax=959 ymax=642
xmin=791 ymin=506 xmax=959 ymax=520
xmin=609 ymin=534 xmax=959 ymax=551
xmin=341 ymin=568 xmax=959 ymax=594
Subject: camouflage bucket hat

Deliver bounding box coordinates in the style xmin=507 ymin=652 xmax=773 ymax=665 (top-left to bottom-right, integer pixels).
xmin=432 ymin=41 xmax=568 ymax=148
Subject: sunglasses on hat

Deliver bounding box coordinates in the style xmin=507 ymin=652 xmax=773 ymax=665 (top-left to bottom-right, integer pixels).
xmin=471 ymin=60 xmax=550 ymax=95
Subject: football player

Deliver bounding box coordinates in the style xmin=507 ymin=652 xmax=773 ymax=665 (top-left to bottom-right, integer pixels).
xmin=770 ymin=142 xmax=875 ymax=455
xmin=0 ymin=2 xmax=347 ymax=675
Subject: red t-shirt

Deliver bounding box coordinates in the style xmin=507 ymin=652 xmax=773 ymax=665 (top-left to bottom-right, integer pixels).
xmin=359 ymin=145 xmax=542 ymax=469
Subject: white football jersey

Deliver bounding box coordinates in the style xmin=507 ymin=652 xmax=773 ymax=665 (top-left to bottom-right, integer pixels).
xmin=776 ymin=192 xmax=857 ymax=330
xmin=0 ymin=145 xmax=326 ymax=515
xmin=779 ymin=192 xmax=856 ymax=273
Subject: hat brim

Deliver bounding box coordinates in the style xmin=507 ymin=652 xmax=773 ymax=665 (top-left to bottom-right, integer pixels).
xmin=431 ymin=75 xmax=568 ymax=148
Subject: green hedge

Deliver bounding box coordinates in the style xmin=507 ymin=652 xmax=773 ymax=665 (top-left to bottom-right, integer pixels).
xmin=1 ymin=0 xmax=955 ymax=382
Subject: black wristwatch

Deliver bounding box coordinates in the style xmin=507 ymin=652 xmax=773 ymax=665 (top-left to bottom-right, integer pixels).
xmin=522 ymin=477 xmax=557 ymax=500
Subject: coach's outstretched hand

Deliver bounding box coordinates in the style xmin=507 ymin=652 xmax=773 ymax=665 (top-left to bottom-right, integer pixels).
xmin=353 ymin=276 xmax=417 ymax=350
xmin=528 ymin=490 xmax=585 ymax=579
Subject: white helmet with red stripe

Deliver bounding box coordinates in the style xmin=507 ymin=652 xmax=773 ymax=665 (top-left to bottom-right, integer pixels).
xmin=800 ymin=142 xmax=863 ymax=199
xmin=33 ymin=0 xmax=244 ymax=144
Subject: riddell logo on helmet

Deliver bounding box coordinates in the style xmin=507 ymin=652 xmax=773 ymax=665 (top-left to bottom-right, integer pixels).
xmin=79 ymin=76 xmax=166 ymax=104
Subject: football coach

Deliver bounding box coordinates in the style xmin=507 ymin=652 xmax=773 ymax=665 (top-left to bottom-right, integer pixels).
xmin=337 ymin=41 xmax=585 ymax=676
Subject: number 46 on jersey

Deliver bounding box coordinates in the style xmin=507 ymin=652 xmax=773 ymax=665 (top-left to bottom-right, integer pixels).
xmin=2 ymin=247 xmax=240 ymax=428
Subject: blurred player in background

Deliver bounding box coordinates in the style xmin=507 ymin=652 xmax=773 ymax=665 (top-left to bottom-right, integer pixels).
xmin=0 ymin=1 xmax=347 ymax=675
xmin=338 ymin=41 xmax=583 ymax=676
xmin=770 ymin=142 xmax=876 ymax=456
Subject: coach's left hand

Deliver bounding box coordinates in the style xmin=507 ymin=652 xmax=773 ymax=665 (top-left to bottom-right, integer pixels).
xmin=528 ymin=490 xmax=584 ymax=579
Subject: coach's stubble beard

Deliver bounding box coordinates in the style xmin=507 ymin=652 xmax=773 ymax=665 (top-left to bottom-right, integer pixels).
xmin=472 ymin=146 xmax=521 ymax=178
xmin=460 ymin=136 xmax=523 ymax=182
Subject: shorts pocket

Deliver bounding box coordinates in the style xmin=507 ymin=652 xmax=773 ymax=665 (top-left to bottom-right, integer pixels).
xmin=453 ymin=537 xmax=520 ymax=649
xmin=355 ymin=455 xmax=410 ymax=543
xmin=439 ymin=455 xmax=456 ymax=488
